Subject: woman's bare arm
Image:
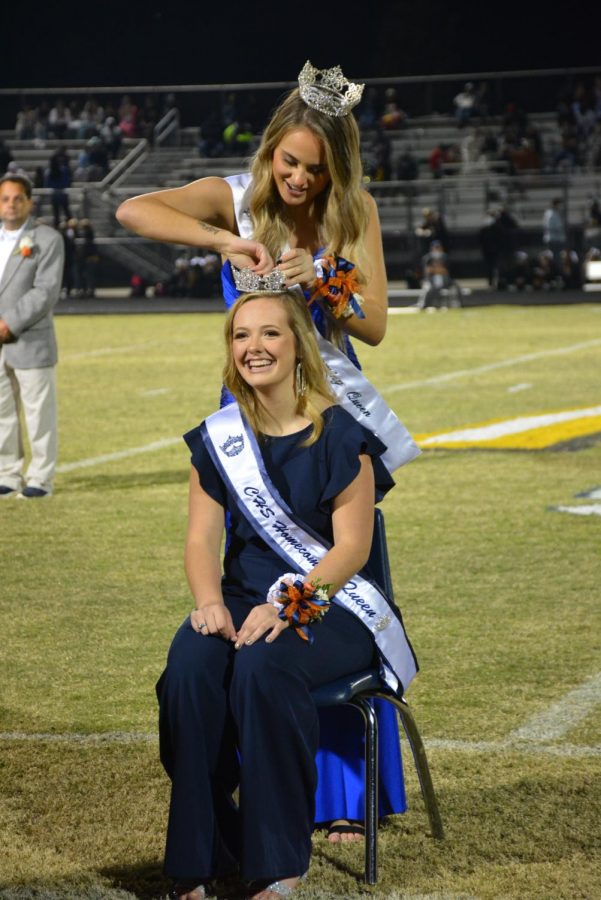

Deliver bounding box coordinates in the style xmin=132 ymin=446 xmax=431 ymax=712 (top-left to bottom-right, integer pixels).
xmin=307 ymin=455 xmax=375 ymax=593
xmin=116 ymin=177 xmax=274 ymax=272
xmin=185 ymin=467 xmax=236 ymax=641
xmin=341 ymin=192 xmax=388 ymax=346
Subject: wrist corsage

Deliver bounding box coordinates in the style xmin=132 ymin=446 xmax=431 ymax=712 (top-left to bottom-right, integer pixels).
xmin=310 ymin=255 xmax=365 ymax=320
xmin=266 ymin=573 xmax=331 ymax=643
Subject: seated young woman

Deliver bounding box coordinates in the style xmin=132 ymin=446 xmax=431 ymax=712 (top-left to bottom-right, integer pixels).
xmin=157 ymin=289 xmax=416 ymax=899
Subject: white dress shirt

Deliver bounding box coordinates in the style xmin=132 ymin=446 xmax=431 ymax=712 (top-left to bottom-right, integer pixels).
xmin=0 ymin=223 xmax=27 ymax=283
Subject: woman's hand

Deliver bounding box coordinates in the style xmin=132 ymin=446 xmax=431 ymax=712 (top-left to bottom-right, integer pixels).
xmin=234 ymin=603 xmax=289 ymax=649
xmin=191 ymin=603 xmax=237 ymax=641
xmin=223 ymin=236 xmax=275 ymax=274
xmin=277 ymin=248 xmax=316 ymax=288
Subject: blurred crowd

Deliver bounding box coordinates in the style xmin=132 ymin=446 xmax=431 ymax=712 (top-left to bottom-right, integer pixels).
xmin=404 ymin=197 xmax=601 ymax=295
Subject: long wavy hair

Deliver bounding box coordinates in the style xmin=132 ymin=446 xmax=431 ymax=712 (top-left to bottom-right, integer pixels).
xmin=223 ymin=290 xmax=336 ymax=445
xmin=249 ymin=89 xmax=369 ymax=278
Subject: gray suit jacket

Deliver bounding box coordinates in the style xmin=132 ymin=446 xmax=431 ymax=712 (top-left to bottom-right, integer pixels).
xmin=0 ymin=218 xmax=65 ymax=368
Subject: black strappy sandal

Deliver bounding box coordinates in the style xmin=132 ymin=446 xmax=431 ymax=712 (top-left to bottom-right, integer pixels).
xmin=326 ymin=819 xmax=365 ymax=839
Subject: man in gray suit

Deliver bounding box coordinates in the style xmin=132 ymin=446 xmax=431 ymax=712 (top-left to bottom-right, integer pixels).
xmin=0 ymin=173 xmax=65 ymax=498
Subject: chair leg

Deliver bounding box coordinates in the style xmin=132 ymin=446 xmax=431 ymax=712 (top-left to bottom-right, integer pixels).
xmin=350 ymin=696 xmax=379 ymax=885
xmin=373 ymin=692 xmax=444 ymax=840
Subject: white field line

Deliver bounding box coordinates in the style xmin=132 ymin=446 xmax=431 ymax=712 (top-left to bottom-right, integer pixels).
xmin=1 ymin=732 xmax=600 ymax=757
xmin=551 ymin=504 xmax=601 ymax=517
xmin=0 ymin=731 xmax=157 ymax=744
xmin=56 ymin=437 xmax=181 ymax=473
xmin=55 ymin=339 xmax=601 ymax=476
xmin=508 ymin=672 xmax=601 ymax=741
xmin=61 ymin=336 xmax=197 ymax=362
xmin=381 ymin=338 xmax=601 ymax=394
xmin=62 ymin=341 xmax=158 ymax=361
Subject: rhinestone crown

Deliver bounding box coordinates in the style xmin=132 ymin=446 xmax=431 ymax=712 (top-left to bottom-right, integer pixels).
xmin=232 ymin=265 xmax=287 ymax=294
xmin=298 ymin=61 xmax=364 ymax=118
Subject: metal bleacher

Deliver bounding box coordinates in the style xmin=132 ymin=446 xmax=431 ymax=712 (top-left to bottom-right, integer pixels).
xmin=2 ymin=68 xmax=600 ymax=282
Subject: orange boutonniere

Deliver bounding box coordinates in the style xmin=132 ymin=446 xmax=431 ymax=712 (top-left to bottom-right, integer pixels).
xmin=18 ymin=235 xmax=34 ymax=257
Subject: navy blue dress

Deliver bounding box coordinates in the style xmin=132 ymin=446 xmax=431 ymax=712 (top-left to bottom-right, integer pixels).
xmin=157 ymin=407 xmax=404 ymax=881
xmin=186 ymin=407 xmax=405 ymax=822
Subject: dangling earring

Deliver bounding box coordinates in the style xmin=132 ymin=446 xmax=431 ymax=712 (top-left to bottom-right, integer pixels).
xmin=295 ymin=360 xmax=306 ymax=397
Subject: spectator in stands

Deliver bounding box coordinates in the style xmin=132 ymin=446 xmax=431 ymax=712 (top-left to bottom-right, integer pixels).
xmin=86 ymin=137 xmax=110 ymax=179
xmin=78 ymin=219 xmax=100 ymax=297
xmin=357 ymin=87 xmax=379 ymax=129
xmin=396 ymin=148 xmax=419 ymax=181
xmin=198 ymin=112 xmax=225 ymax=158
xmin=495 ymin=206 xmax=520 ymax=287
xmin=48 ymin=99 xmax=71 ymax=140
xmin=221 ymin=92 xmax=239 ymax=128
xmin=379 ymin=87 xmax=406 ymax=130
xmin=542 ymin=198 xmax=567 ymax=268
xmin=453 ymin=82 xmax=476 ymax=127
xmin=100 ymin=116 xmax=122 ymax=159
xmin=415 ymin=208 xmax=449 ymax=255
xmin=417 ymin=240 xmax=461 ymax=309
xmin=44 ymin=150 xmax=72 ymax=229
xmin=428 ymin=142 xmax=458 ymax=178
xmin=584 ymin=196 xmax=601 ymax=250
xmin=531 ymin=249 xmax=557 ymax=290
xmin=60 ymin=219 xmax=80 ymax=297
xmin=15 ymin=105 xmax=37 ymax=140
xmin=32 ymin=167 xmax=45 ymax=218
xmin=0 ymin=140 xmax=13 ymax=175
xmin=558 ymin=249 xmax=582 ymax=289
xmin=586 ymin=122 xmax=601 ymax=170
xmin=370 ymin=129 xmax=392 ymax=181
xmin=74 ymin=98 xmax=104 ymax=140
xmin=473 ymin=82 xmax=491 ymax=121
xmin=507 ymin=250 xmax=533 ymax=291
xmin=118 ymin=95 xmax=138 ymax=139
xmin=460 ymin=128 xmax=486 ymax=174
xmin=479 ymin=209 xmax=501 ymax=287
xmin=138 ymin=95 xmax=159 ymax=144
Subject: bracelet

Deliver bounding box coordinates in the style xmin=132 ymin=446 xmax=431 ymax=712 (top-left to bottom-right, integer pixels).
xmin=266 ymin=573 xmax=331 ymax=643
xmin=310 ymin=255 xmax=365 ymax=320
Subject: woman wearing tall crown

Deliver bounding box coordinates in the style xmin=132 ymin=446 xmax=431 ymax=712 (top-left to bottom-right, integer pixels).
xmin=117 ymin=63 xmax=409 ymax=844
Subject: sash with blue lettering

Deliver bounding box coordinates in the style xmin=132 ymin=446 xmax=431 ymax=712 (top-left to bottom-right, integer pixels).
xmin=201 ymin=402 xmax=419 ymax=694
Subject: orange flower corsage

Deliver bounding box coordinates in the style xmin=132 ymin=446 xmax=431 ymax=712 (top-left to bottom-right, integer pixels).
xmin=267 ymin=573 xmax=331 ymax=643
xmin=309 ymin=255 xmax=365 ymax=320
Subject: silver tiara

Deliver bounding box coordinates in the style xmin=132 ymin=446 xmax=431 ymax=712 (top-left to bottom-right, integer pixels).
xmin=298 ymin=61 xmax=364 ymax=118
xmin=232 ymin=265 xmax=287 ymax=294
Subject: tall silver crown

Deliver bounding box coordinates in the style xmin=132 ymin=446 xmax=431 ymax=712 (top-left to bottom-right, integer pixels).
xmin=298 ymin=61 xmax=364 ymax=118
xmin=232 ymin=265 xmax=287 ymax=294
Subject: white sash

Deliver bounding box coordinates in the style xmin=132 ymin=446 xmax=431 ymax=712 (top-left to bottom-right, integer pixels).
xmin=314 ymin=332 xmax=420 ymax=473
xmin=202 ymin=403 xmax=418 ymax=694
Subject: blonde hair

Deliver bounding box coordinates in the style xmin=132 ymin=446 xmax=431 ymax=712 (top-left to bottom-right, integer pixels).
xmin=223 ymin=291 xmax=336 ymax=445
xmin=249 ymin=89 xmax=369 ymax=277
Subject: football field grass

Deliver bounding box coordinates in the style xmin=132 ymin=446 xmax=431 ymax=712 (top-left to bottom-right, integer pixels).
xmin=1 ymin=303 xmax=600 ymax=899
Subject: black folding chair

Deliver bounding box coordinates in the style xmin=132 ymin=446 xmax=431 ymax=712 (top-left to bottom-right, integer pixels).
xmin=311 ymin=509 xmax=443 ymax=884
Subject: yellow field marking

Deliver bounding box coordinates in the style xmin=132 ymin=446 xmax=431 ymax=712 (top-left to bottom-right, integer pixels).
xmin=416 ymin=405 xmax=601 ymax=450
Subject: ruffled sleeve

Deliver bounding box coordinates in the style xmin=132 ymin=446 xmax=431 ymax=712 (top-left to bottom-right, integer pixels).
xmin=319 ymin=407 xmax=395 ymax=506
xmin=183 ymin=424 xmax=228 ymax=508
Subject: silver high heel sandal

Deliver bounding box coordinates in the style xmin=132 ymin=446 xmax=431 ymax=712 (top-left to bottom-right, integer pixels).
xmin=249 ymin=872 xmax=307 ymax=898
xmin=171 ymin=882 xmax=205 ymax=900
